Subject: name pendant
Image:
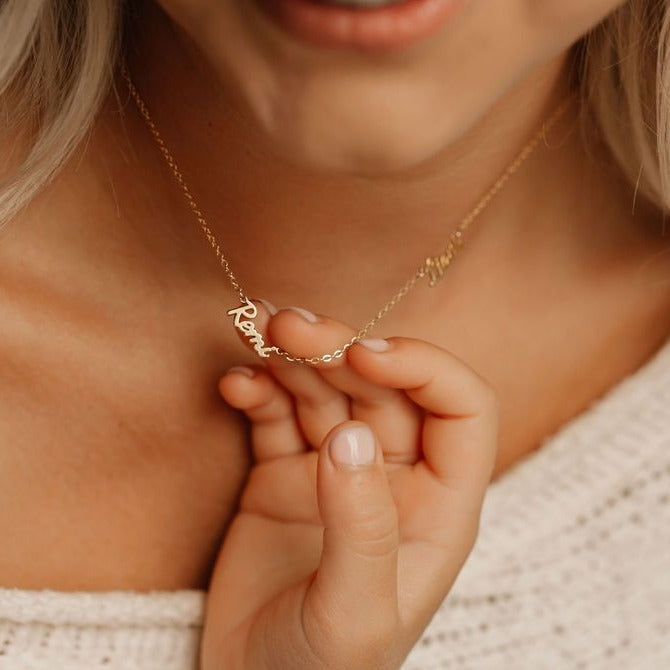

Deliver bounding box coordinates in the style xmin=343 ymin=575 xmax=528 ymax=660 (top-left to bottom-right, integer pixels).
xmin=227 ymin=298 xmax=275 ymax=358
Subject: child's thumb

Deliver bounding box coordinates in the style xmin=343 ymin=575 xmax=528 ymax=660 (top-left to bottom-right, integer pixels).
xmin=303 ymin=421 xmax=400 ymax=662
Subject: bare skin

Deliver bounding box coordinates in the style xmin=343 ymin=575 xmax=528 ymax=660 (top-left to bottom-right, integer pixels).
xmin=1 ymin=2 xmax=670 ymax=594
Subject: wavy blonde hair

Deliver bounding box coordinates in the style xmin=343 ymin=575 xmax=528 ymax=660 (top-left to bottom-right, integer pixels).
xmin=0 ymin=0 xmax=669 ymax=226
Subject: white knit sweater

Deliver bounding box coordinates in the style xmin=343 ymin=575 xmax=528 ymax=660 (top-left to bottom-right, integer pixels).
xmin=2 ymin=335 xmax=670 ymax=670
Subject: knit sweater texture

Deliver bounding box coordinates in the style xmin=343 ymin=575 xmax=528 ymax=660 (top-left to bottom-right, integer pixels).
xmin=2 ymin=335 xmax=670 ymax=670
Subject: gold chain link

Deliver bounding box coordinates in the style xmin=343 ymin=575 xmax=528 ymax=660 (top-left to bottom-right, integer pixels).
xmin=122 ymin=65 xmax=572 ymax=366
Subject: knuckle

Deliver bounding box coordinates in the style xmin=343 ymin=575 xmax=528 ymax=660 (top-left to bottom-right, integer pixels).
xmin=347 ymin=527 xmax=400 ymax=561
xmin=344 ymin=508 xmax=400 ymax=558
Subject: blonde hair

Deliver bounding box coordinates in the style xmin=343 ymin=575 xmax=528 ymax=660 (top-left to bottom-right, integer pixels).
xmin=0 ymin=0 xmax=121 ymax=224
xmin=0 ymin=0 xmax=669 ymax=225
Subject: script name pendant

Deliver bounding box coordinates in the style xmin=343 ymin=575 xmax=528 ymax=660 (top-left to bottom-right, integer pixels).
xmin=227 ymin=298 xmax=275 ymax=358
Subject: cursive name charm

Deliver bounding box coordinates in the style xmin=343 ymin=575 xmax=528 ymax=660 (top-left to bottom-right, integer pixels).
xmin=227 ymin=298 xmax=275 ymax=358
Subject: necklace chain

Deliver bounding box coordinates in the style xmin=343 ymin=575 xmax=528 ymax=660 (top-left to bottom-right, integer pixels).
xmin=122 ymin=65 xmax=572 ymax=366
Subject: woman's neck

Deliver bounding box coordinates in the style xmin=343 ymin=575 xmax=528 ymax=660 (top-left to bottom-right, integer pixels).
xmin=102 ymin=4 xmax=645 ymax=325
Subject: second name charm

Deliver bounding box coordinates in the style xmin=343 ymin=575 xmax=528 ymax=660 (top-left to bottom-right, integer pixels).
xmin=227 ymin=298 xmax=275 ymax=358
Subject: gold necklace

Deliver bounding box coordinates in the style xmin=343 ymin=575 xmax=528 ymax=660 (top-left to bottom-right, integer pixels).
xmin=122 ymin=66 xmax=572 ymax=366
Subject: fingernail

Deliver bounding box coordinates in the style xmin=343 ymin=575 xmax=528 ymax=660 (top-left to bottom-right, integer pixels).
xmin=225 ymin=366 xmax=255 ymax=378
xmin=329 ymin=424 xmax=376 ymax=469
xmin=358 ymin=338 xmax=391 ymax=352
xmin=284 ymin=306 xmax=319 ymax=324
xmin=257 ymin=297 xmax=278 ymax=316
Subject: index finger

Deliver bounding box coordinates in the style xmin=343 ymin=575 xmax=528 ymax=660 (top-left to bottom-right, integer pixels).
xmin=347 ymin=337 xmax=499 ymax=494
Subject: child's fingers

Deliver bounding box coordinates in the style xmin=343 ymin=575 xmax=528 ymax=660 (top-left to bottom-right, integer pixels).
xmin=268 ymin=308 xmax=421 ymax=462
xmin=263 ymin=362 xmax=351 ymax=448
xmin=240 ymin=451 xmax=319 ymax=525
xmin=347 ymin=338 xmax=498 ymax=614
xmin=347 ymin=337 xmax=499 ymax=497
xmin=218 ymin=366 xmax=308 ymax=463
xmin=235 ymin=299 xmax=351 ymax=448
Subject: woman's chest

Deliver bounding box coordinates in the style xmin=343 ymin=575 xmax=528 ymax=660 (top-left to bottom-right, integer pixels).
xmin=1 ymin=257 xmax=668 ymax=591
xmin=0 ymin=283 xmax=255 ymax=590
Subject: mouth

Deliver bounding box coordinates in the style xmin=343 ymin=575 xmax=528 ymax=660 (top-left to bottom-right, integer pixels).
xmin=252 ymin=0 xmax=463 ymax=51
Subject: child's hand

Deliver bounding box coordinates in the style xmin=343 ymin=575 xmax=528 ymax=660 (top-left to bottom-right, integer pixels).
xmin=201 ymin=301 xmax=498 ymax=670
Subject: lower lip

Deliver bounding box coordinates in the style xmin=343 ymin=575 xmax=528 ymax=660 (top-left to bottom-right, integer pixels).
xmin=253 ymin=0 xmax=462 ymax=51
